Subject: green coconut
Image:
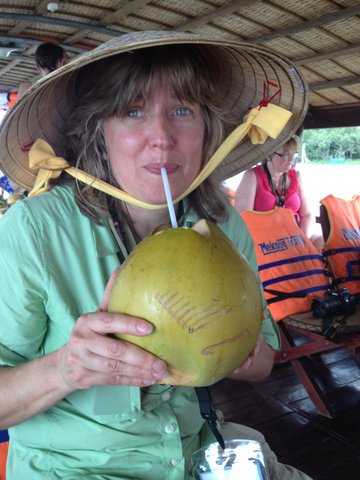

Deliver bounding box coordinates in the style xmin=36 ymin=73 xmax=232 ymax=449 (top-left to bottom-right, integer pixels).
xmin=108 ymin=219 xmax=263 ymax=387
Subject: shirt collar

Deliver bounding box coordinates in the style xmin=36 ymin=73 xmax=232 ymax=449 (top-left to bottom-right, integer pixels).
xmin=92 ymin=218 xmax=125 ymax=258
xmin=92 ymin=198 xmax=199 ymax=258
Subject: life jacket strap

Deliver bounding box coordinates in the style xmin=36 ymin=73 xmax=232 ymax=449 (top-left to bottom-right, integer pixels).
xmin=264 ymin=288 xmax=307 ymax=304
xmin=323 ymin=246 xmax=360 ymax=258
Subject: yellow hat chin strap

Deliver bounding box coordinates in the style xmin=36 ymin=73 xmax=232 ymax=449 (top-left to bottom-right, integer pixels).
xmin=28 ymin=103 xmax=292 ymax=209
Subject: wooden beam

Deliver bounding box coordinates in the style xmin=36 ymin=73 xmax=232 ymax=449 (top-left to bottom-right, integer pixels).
xmin=0 ymin=36 xmax=87 ymax=54
xmin=175 ymin=0 xmax=262 ymax=31
xmin=0 ymin=45 xmax=35 ymax=75
xmin=304 ymin=104 xmax=360 ymax=129
xmin=0 ymin=13 xmax=125 ymax=38
xmin=100 ymin=0 xmax=153 ymax=24
xmin=0 ymin=82 xmax=17 ymax=90
xmin=64 ymin=0 xmax=153 ymax=44
xmin=7 ymin=0 xmax=51 ymax=37
xmin=0 ymin=58 xmax=23 ymax=76
xmin=309 ymin=75 xmax=360 ymax=91
xmin=249 ymin=5 xmax=360 ymax=44
xmin=296 ymin=42 xmax=360 ymax=65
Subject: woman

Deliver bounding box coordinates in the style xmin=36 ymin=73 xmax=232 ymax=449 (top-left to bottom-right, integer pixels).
xmin=235 ymin=135 xmax=313 ymax=235
xmin=17 ymin=42 xmax=65 ymax=98
xmin=0 ymin=31 xmax=311 ymax=479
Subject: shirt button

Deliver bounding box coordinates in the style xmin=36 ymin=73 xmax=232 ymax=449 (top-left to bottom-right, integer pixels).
xmin=170 ymin=458 xmax=180 ymax=466
xmin=161 ymin=391 xmax=171 ymax=402
xmin=164 ymin=423 xmax=175 ymax=434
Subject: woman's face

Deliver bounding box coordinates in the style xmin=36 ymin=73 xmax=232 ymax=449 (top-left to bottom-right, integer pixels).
xmin=103 ymin=81 xmax=205 ymax=204
xmin=269 ymin=147 xmax=298 ymax=174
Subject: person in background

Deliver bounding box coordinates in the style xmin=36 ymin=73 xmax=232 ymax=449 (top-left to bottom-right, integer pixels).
xmin=0 ymin=31 xmax=312 ymax=479
xmin=0 ymin=173 xmax=26 ymax=212
xmin=1 ymin=44 xmax=64 ymax=112
xmin=0 ymin=91 xmax=17 ymax=111
xmin=235 ymin=135 xmax=323 ymax=249
xmin=17 ymin=42 xmax=65 ymax=98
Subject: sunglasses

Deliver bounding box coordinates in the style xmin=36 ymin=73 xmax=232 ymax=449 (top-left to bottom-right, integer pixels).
xmin=273 ymin=152 xmax=298 ymax=160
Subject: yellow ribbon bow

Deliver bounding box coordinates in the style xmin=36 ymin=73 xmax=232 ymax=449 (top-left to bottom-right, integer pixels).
xmin=29 ymin=103 xmax=292 ymax=209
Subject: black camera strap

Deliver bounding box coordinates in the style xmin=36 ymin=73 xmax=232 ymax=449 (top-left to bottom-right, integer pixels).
xmin=195 ymin=387 xmax=225 ymax=449
xmin=264 ymin=288 xmax=306 ymax=304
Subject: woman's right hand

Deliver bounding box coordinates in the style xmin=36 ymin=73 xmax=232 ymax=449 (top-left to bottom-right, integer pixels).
xmin=0 ymin=269 xmax=168 ymax=430
xmin=57 ymin=310 xmax=168 ymax=391
xmin=57 ymin=268 xmax=168 ymax=392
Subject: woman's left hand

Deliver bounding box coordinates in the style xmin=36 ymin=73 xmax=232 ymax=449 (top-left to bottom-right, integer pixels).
xmin=232 ymin=333 xmax=263 ymax=372
xmin=228 ymin=333 xmax=274 ymax=382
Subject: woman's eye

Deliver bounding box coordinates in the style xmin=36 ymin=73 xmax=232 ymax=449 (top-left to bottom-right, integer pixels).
xmin=126 ymin=109 xmax=142 ymax=118
xmin=175 ymin=106 xmax=191 ymax=116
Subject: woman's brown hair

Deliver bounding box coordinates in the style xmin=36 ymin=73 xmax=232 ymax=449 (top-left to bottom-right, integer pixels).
xmin=63 ymin=45 xmax=239 ymax=223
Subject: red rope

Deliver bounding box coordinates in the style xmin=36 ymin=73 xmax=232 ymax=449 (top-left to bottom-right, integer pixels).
xmin=21 ymin=142 xmax=34 ymax=153
xmin=258 ymin=80 xmax=281 ymax=109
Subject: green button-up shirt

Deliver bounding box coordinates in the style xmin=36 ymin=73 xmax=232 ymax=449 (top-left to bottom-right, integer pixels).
xmin=0 ymin=185 xmax=279 ymax=479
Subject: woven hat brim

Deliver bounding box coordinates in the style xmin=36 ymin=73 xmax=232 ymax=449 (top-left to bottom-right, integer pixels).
xmin=0 ymin=30 xmax=308 ymax=190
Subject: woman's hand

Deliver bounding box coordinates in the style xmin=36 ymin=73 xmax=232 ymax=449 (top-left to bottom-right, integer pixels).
xmin=57 ymin=268 xmax=168 ymax=391
xmin=0 ymin=269 xmax=168 ymax=430
xmin=228 ymin=333 xmax=274 ymax=382
xmin=233 ymin=333 xmax=263 ymax=372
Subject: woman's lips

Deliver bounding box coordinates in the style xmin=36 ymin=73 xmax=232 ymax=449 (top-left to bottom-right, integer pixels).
xmin=145 ymin=164 xmax=179 ymax=175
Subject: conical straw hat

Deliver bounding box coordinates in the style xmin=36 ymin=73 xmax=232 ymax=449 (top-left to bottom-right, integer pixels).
xmin=0 ymin=30 xmax=308 ymax=190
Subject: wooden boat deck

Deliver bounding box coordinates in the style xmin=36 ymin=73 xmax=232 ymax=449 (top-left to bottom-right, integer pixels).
xmin=212 ymin=341 xmax=360 ymax=480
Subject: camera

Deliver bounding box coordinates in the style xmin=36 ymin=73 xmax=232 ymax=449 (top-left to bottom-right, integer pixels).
xmin=311 ymin=288 xmax=359 ymax=318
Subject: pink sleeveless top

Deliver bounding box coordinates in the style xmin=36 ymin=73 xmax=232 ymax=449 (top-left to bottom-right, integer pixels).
xmin=253 ymin=165 xmax=301 ymax=223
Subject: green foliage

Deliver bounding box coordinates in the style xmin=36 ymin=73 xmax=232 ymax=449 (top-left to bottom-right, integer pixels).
xmin=302 ymin=127 xmax=360 ymax=163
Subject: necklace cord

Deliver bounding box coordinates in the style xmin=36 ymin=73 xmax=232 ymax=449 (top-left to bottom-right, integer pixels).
xmin=263 ymin=162 xmax=287 ymax=207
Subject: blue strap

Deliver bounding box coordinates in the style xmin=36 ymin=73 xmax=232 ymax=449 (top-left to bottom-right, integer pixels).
xmin=265 ymin=284 xmax=330 ymax=304
xmin=0 ymin=430 xmax=9 ymax=443
xmin=258 ymin=254 xmax=325 ymax=271
xmin=323 ymin=246 xmax=360 ymax=257
xmin=262 ymin=269 xmax=331 ymax=287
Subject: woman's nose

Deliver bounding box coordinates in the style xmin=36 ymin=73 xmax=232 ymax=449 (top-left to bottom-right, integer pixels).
xmin=148 ymin=115 xmax=175 ymax=150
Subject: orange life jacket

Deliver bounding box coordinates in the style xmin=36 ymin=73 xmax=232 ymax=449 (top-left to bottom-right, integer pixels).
xmin=6 ymin=91 xmax=17 ymax=108
xmin=241 ymin=208 xmax=331 ymax=321
xmin=320 ymin=194 xmax=360 ymax=294
xmin=0 ymin=441 xmax=8 ymax=480
xmin=0 ymin=91 xmax=17 ymax=110
xmin=0 ymin=430 xmax=8 ymax=480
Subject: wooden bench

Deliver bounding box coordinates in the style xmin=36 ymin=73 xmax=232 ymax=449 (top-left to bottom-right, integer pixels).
xmin=275 ymin=307 xmax=360 ymax=418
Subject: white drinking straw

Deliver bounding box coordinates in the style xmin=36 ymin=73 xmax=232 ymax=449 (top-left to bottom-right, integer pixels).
xmin=161 ymin=167 xmax=178 ymax=228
